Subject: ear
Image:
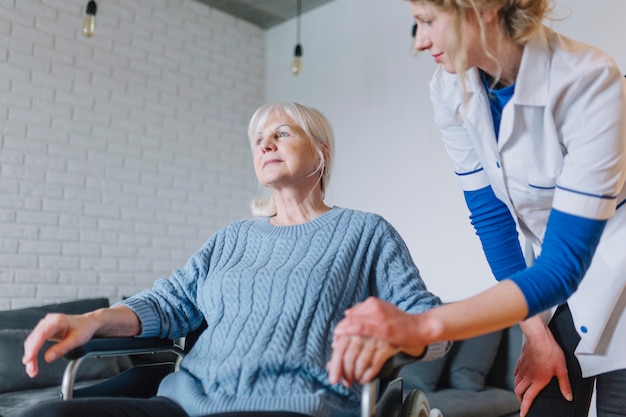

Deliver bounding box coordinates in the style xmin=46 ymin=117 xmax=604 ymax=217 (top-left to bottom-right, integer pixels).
xmin=480 ymin=7 xmax=498 ymax=23
xmin=320 ymin=143 xmax=330 ymax=165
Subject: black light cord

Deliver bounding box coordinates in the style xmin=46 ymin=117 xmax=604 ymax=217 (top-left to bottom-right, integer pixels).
xmin=296 ymin=0 xmax=301 ymax=45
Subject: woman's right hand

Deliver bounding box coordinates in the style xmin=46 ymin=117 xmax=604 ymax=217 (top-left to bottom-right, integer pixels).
xmin=332 ymin=297 xmax=427 ymax=351
xmin=22 ymin=312 xmax=101 ymax=378
xmin=22 ymin=305 xmax=141 ymax=378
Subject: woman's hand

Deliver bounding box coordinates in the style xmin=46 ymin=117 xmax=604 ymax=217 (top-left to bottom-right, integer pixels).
xmin=332 ymin=297 xmax=426 ymax=353
xmin=514 ymin=318 xmax=572 ymax=417
xmin=327 ymin=335 xmax=400 ymax=387
xmin=22 ymin=305 xmax=140 ymax=379
xmin=328 ymin=297 xmax=428 ymax=386
xmin=22 ymin=312 xmax=101 ymax=378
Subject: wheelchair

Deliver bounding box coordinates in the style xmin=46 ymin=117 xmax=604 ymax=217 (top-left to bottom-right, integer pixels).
xmin=60 ymin=327 xmax=443 ymax=417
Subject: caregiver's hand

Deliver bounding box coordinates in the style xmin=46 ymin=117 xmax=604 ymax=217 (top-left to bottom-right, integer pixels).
xmin=332 ymin=297 xmax=429 ymax=352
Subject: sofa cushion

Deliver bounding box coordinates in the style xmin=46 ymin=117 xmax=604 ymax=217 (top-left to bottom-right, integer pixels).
xmin=0 ymin=298 xmax=132 ymax=394
xmin=445 ymin=329 xmax=503 ymax=391
xmin=486 ymin=324 xmax=523 ymax=391
xmin=400 ymin=329 xmax=504 ymax=393
xmin=424 ymin=387 xmax=519 ymax=417
xmin=0 ymin=298 xmax=110 ymax=330
xmin=0 ymin=329 xmax=131 ymax=394
xmin=0 ymin=380 xmax=98 ymax=417
xmin=398 ymin=355 xmax=446 ymax=393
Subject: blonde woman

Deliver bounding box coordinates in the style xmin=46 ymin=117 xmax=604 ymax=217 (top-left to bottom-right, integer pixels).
xmin=329 ymin=2 xmax=626 ymax=416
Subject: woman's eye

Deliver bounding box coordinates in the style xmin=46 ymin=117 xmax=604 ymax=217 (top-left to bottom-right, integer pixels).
xmin=416 ymin=17 xmax=432 ymax=26
xmin=277 ymin=131 xmax=289 ymax=138
xmin=256 ymin=137 xmax=264 ymax=145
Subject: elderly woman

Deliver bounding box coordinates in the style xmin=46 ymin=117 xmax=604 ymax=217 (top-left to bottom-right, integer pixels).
xmin=21 ymin=102 xmax=448 ymax=417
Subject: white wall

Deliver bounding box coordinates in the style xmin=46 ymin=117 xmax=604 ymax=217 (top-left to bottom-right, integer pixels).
xmin=1 ymin=0 xmax=621 ymax=311
xmin=265 ymin=0 xmax=626 ymax=302
xmin=0 ymin=0 xmax=265 ymax=309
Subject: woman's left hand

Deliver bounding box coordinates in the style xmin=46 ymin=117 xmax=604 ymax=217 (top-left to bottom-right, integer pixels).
xmin=326 ymin=335 xmax=400 ymax=387
xmin=513 ymin=323 xmax=572 ymax=417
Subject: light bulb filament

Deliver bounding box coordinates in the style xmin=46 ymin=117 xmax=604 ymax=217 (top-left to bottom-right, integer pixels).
xmin=82 ymin=15 xmax=96 ymax=37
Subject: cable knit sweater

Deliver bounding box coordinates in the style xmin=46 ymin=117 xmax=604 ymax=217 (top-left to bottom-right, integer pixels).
xmin=120 ymin=206 xmax=444 ymax=417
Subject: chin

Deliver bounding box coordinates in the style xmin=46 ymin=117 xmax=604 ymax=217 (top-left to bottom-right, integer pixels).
xmin=440 ymin=63 xmax=458 ymax=74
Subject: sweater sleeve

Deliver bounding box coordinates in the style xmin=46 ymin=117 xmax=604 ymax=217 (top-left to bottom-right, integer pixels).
xmin=508 ymin=209 xmax=606 ymax=317
xmin=371 ymin=221 xmax=442 ymax=313
xmin=372 ymin=220 xmax=451 ymax=360
xmin=118 ymin=236 xmax=215 ymax=338
xmin=464 ymin=186 xmax=527 ymax=280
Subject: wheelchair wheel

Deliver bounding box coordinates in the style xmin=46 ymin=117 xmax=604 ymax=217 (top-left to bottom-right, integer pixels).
xmin=399 ymin=389 xmax=431 ymax=417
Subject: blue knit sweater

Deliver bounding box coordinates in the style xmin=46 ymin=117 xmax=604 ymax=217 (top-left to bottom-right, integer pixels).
xmin=121 ymin=206 xmax=443 ymax=417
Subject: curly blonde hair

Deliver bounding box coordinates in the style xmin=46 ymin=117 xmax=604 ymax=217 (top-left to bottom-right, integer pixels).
xmin=411 ymin=0 xmax=552 ymax=80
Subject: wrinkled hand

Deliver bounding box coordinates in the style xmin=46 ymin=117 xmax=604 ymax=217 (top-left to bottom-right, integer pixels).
xmin=332 ymin=297 xmax=424 ymax=354
xmin=327 ymin=335 xmax=400 ymax=387
xmin=22 ymin=313 xmax=99 ymax=378
xmin=513 ymin=330 xmax=572 ymax=417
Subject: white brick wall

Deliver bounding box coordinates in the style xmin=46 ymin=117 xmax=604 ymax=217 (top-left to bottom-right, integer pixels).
xmin=0 ymin=0 xmax=265 ymax=309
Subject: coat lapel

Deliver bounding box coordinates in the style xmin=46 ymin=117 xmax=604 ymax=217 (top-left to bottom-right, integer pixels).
xmin=498 ymin=26 xmax=552 ymax=149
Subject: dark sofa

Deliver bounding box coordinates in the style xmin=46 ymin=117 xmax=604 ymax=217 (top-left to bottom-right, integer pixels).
xmin=0 ymin=298 xmax=133 ymax=417
xmin=400 ymin=324 xmax=523 ymax=417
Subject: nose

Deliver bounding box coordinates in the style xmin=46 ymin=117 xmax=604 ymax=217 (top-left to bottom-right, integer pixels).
xmin=261 ymin=138 xmax=277 ymax=153
xmin=413 ymin=25 xmax=431 ymax=52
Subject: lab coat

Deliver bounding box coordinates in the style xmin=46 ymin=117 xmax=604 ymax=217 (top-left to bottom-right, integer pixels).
xmin=429 ymin=25 xmax=626 ymax=377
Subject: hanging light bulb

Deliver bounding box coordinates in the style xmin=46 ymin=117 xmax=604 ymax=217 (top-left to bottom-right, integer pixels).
xmin=291 ymin=0 xmax=302 ymax=76
xmin=82 ymin=0 xmax=97 ymax=38
xmin=292 ymin=44 xmax=302 ymax=76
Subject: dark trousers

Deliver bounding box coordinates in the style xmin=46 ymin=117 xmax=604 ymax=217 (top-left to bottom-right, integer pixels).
xmin=20 ymin=396 xmax=312 ymax=417
xmin=526 ymin=304 xmax=626 ymax=417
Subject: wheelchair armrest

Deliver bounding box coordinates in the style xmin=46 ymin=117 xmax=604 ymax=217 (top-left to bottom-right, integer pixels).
xmin=376 ymin=352 xmax=421 ymax=384
xmin=361 ymin=352 xmax=422 ymax=417
xmin=61 ymin=337 xmax=184 ymax=400
xmin=64 ymin=336 xmax=182 ymax=360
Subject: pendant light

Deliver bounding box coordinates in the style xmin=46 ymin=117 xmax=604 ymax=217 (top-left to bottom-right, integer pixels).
xmin=82 ymin=0 xmax=97 ymax=38
xmin=291 ymin=0 xmax=303 ymax=76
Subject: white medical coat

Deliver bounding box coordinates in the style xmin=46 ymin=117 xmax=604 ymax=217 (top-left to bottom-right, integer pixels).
xmin=429 ymin=25 xmax=626 ymax=377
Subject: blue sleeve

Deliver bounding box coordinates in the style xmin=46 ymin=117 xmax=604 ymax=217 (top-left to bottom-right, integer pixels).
xmin=372 ymin=223 xmax=443 ymax=314
xmin=508 ymin=209 xmax=606 ymax=317
xmin=464 ymin=186 xmax=527 ymax=280
xmin=119 ymin=237 xmax=212 ymax=338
